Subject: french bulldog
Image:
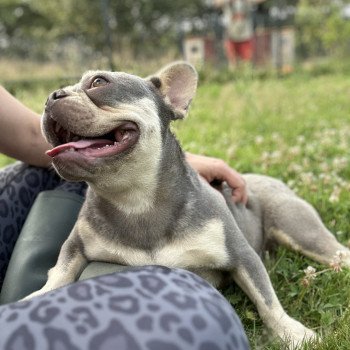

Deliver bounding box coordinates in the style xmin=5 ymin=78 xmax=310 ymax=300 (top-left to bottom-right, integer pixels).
xmin=26 ymin=62 xmax=350 ymax=347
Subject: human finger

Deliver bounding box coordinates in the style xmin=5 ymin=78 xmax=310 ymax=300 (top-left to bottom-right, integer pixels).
xmin=218 ymin=165 xmax=248 ymax=204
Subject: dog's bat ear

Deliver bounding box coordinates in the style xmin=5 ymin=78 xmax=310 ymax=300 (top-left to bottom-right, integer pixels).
xmin=147 ymin=61 xmax=198 ymax=120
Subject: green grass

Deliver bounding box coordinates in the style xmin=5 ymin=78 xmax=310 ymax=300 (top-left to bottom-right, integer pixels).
xmin=175 ymin=72 xmax=350 ymax=349
xmin=1 ymin=68 xmax=350 ymax=349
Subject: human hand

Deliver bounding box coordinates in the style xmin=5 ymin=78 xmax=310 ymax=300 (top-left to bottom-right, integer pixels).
xmin=185 ymin=153 xmax=248 ymax=204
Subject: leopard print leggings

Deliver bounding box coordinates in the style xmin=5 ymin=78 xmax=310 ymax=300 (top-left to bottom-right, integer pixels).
xmin=0 ymin=162 xmax=250 ymax=350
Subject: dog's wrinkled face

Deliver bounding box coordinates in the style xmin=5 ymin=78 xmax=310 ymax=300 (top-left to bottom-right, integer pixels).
xmin=42 ymin=62 xmax=198 ymax=184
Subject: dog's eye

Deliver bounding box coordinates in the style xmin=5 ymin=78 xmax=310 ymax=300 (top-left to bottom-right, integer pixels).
xmin=90 ymin=77 xmax=109 ymax=88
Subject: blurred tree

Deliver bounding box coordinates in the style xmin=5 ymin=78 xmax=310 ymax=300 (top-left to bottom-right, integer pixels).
xmin=2 ymin=0 xmax=349 ymax=62
xmin=0 ymin=0 xmax=206 ymax=61
xmin=322 ymin=2 xmax=350 ymax=57
xmin=295 ymin=0 xmax=350 ymax=58
xmin=108 ymin=0 xmax=206 ymax=58
xmin=0 ymin=0 xmax=53 ymax=58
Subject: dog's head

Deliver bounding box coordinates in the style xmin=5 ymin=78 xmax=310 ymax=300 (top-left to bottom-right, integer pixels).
xmin=42 ymin=62 xmax=197 ymax=183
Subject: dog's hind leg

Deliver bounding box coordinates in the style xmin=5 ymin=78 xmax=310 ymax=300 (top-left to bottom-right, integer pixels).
xmin=265 ymin=194 xmax=350 ymax=267
xmin=243 ymin=174 xmax=350 ymax=267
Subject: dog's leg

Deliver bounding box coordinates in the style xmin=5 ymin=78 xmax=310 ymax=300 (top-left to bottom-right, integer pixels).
xmin=24 ymin=233 xmax=87 ymax=300
xmin=231 ymin=246 xmax=316 ymax=347
xmin=266 ymin=195 xmax=350 ymax=267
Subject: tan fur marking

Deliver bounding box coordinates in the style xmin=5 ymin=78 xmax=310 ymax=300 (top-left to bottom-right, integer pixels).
xmin=156 ymin=219 xmax=229 ymax=268
xmin=268 ymin=228 xmax=348 ymax=265
xmin=80 ymin=219 xmax=229 ymax=269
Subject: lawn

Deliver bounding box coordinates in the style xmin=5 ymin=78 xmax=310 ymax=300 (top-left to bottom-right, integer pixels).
xmin=1 ymin=67 xmax=350 ymax=349
xmin=179 ymin=71 xmax=350 ymax=349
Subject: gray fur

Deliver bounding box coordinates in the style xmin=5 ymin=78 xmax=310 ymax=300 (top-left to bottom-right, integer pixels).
xmin=26 ymin=62 xmax=350 ymax=347
xmin=80 ymin=71 xmax=154 ymax=106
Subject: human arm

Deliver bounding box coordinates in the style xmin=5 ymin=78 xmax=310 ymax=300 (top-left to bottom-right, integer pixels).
xmin=185 ymin=152 xmax=248 ymax=204
xmin=0 ymin=86 xmax=51 ymax=167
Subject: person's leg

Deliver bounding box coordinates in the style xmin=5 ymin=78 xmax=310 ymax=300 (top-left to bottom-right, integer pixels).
xmin=235 ymin=39 xmax=254 ymax=62
xmin=0 ymin=162 xmax=57 ymax=285
xmin=0 ymin=162 xmax=86 ymax=286
xmin=224 ymin=39 xmax=237 ymax=67
xmin=0 ymin=266 xmax=250 ymax=350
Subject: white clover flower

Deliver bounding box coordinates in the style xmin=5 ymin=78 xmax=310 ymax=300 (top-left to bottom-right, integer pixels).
xmin=319 ymin=162 xmax=330 ymax=172
xmin=272 ymin=132 xmax=281 ymax=141
xmin=297 ymin=135 xmax=305 ymax=144
xmin=329 ymin=219 xmax=336 ymax=227
xmin=300 ymin=172 xmax=314 ymax=185
xmin=305 ymin=144 xmax=316 ymax=153
xmin=289 ymin=146 xmax=301 ymax=156
xmin=302 ymin=158 xmax=310 ymax=167
xmin=319 ymin=173 xmax=332 ymax=185
xmin=255 ymin=135 xmax=264 ymax=145
xmin=302 ymin=266 xmax=317 ymax=286
xmin=288 ymin=163 xmax=303 ymax=173
xmin=333 ymin=157 xmax=348 ymax=170
xmin=260 ymin=151 xmax=270 ymax=162
xmin=329 ymin=187 xmax=341 ymax=203
xmin=304 ymin=266 xmax=317 ymax=277
xmin=271 ymin=150 xmax=282 ymax=160
xmin=329 ymin=250 xmax=346 ymax=272
xmin=320 ymin=137 xmax=333 ymax=146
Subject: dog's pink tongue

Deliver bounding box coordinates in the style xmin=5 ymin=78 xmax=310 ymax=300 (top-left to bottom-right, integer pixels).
xmin=46 ymin=139 xmax=113 ymax=157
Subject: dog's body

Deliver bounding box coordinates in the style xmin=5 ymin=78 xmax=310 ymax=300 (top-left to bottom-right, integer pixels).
xmin=27 ymin=62 xmax=350 ymax=347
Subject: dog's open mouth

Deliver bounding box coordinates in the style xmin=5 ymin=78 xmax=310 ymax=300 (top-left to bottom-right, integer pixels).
xmin=46 ymin=120 xmax=140 ymax=158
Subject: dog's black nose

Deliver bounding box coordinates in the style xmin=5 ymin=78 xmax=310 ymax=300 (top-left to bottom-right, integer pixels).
xmin=52 ymin=89 xmax=68 ymax=100
xmin=45 ymin=89 xmax=69 ymax=108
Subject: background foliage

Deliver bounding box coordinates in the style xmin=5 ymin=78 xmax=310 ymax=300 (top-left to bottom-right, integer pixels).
xmin=296 ymin=0 xmax=350 ymax=58
xmin=1 ymin=0 xmax=350 ymax=66
xmin=0 ymin=0 xmax=204 ymax=62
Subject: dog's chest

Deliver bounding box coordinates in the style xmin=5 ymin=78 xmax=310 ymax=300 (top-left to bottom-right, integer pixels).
xmin=80 ymin=218 xmax=230 ymax=269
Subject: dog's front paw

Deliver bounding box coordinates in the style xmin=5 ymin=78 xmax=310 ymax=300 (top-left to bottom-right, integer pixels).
xmin=279 ymin=315 xmax=317 ymax=349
